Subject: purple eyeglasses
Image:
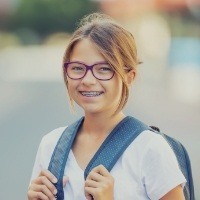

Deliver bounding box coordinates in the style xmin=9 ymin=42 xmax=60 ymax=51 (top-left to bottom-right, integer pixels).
xmin=63 ymin=61 xmax=115 ymax=81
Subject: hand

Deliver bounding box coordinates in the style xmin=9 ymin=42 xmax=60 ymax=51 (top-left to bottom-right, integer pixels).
xmin=27 ymin=169 xmax=68 ymax=200
xmin=84 ymin=165 xmax=114 ymax=200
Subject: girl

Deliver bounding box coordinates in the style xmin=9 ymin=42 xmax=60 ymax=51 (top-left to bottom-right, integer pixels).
xmin=28 ymin=13 xmax=186 ymax=200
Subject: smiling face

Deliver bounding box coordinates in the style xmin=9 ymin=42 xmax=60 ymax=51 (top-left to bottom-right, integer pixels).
xmin=66 ymin=38 xmax=123 ymax=115
xmin=63 ymin=14 xmax=139 ymax=113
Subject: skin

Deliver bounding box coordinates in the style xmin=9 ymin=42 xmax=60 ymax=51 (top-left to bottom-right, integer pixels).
xmin=27 ymin=169 xmax=68 ymax=200
xmin=68 ymin=38 xmax=127 ymax=200
xmin=27 ymin=38 xmax=185 ymax=200
xmin=160 ymin=185 xmax=185 ymax=200
xmin=67 ymin=39 xmax=125 ymax=117
xmin=84 ymin=165 xmax=114 ymax=200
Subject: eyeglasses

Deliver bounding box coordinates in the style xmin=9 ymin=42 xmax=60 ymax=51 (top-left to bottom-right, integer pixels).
xmin=64 ymin=61 xmax=115 ymax=81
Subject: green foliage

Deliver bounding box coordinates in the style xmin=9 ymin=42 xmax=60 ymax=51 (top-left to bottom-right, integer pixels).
xmin=7 ymin=0 xmax=99 ymax=38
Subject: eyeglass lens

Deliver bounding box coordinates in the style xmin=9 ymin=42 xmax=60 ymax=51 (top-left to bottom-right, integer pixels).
xmin=66 ymin=62 xmax=114 ymax=80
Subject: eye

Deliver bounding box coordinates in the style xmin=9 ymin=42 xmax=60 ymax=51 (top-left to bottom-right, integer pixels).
xmin=100 ymin=66 xmax=112 ymax=71
xmin=69 ymin=63 xmax=85 ymax=71
xmin=96 ymin=64 xmax=113 ymax=72
xmin=72 ymin=66 xmax=84 ymax=71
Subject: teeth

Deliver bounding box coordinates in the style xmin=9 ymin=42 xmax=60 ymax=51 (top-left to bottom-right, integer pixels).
xmin=81 ymin=91 xmax=103 ymax=97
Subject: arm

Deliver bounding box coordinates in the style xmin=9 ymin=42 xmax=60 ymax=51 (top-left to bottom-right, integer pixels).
xmin=160 ymin=185 xmax=185 ymax=200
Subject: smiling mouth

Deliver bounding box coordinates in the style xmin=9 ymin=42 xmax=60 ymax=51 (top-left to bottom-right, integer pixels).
xmin=80 ymin=91 xmax=103 ymax=97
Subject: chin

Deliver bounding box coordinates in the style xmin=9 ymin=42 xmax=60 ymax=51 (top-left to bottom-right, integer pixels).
xmin=83 ymin=108 xmax=101 ymax=115
xmin=80 ymin=105 xmax=103 ymax=114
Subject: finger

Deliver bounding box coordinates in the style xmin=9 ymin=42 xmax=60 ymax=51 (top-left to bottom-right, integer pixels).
xmin=39 ymin=169 xmax=57 ymax=183
xmin=92 ymin=165 xmax=110 ymax=177
xmin=28 ymin=190 xmax=50 ymax=200
xmin=84 ymin=187 xmax=95 ymax=200
xmin=85 ymin=179 xmax=99 ymax=188
xmin=30 ymin=183 xmax=56 ymax=199
xmin=87 ymin=170 xmax=104 ymax=182
xmin=31 ymin=176 xmax=57 ymax=195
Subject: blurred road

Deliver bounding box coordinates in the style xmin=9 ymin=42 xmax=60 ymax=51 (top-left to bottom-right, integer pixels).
xmin=0 ymin=45 xmax=199 ymax=199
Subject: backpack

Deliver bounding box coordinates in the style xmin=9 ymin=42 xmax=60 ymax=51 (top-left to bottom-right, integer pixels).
xmin=48 ymin=116 xmax=195 ymax=200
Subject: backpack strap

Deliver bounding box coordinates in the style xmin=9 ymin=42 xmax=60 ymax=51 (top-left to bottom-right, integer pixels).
xmin=84 ymin=116 xmax=148 ymax=179
xmin=48 ymin=116 xmax=148 ymax=200
xmin=48 ymin=116 xmax=195 ymax=200
xmin=48 ymin=117 xmax=84 ymax=200
xmin=161 ymin=133 xmax=195 ymax=200
xmin=150 ymin=127 xmax=195 ymax=200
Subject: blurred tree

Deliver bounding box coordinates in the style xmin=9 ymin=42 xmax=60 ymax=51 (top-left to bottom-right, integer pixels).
xmin=6 ymin=0 xmax=99 ymax=38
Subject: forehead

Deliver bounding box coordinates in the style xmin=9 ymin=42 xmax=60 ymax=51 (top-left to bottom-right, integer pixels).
xmin=70 ymin=38 xmax=106 ymax=65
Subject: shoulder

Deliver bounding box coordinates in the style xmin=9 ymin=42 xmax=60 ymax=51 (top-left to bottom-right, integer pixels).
xmin=42 ymin=126 xmax=67 ymax=142
xmin=121 ymin=130 xmax=186 ymax=199
xmin=123 ymin=129 xmax=179 ymax=167
xmin=127 ymin=129 xmax=170 ymax=153
xmin=40 ymin=126 xmax=67 ymax=149
xmin=37 ymin=126 xmax=67 ymax=167
xmin=30 ymin=126 xmax=67 ymax=179
xmin=136 ymin=130 xmax=178 ymax=158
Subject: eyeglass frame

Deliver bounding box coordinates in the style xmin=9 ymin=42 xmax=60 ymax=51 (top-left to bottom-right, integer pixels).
xmin=63 ymin=61 xmax=115 ymax=81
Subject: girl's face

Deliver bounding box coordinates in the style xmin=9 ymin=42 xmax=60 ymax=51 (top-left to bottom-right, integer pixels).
xmin=67 ymin=38 xmax=123 ymax=115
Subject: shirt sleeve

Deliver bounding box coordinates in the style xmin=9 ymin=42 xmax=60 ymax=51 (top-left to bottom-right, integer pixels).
xmin=141 ymin=133 xmax=186 ymax=200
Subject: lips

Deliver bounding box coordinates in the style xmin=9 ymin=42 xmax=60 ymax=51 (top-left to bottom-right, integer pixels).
xmin=80 ymin=91 xmax=103 ymax=97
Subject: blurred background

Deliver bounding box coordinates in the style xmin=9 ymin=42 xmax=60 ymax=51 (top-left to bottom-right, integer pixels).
xmin=0 ymin=0 xmax=199 ymax=199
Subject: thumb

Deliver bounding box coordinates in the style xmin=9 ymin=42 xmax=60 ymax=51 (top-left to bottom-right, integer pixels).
xmin=63 ymin=176 xmax=69 ymax=187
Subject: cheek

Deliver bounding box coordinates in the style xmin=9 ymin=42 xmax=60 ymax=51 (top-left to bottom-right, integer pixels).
xmin=66 ymin=80 xmax=77 ymax=97
xmin=110 ymin=80 xmax=123 ymax=100
xmin=114 ymin=77 xmax=123 ymax=93
xmin=117 ymin=84 xmax=123 ymax=99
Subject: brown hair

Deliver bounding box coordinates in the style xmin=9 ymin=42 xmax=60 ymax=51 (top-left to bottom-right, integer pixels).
xmin=63 ymin=13 xmax=140 ymax=113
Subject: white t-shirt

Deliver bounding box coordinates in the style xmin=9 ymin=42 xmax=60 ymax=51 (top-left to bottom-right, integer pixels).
xmin=30 ymin=127 xmax=186 ymax=200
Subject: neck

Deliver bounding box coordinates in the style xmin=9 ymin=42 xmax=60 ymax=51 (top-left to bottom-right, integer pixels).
xmin=82 ymin=111 xmax=126 ymax=137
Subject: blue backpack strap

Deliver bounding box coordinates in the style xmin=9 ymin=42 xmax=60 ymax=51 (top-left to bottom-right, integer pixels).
xmin=150 ymin=127 xmax=195 ymax=200
xmin=48 ymin=116 xmax=148 ymax=199
xmin=84 ymin=116 xmax=148 ymax=179
xmin=48 ymin=116 xmax=195 ymax=200
xmin=161 ymin=133 xmax=195 ymax=200
xmin=48 ymin=117 xmax=84 ymax=200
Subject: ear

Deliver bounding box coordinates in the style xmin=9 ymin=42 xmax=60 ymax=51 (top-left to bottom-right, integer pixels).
xmin=126 ymin=69 xmax=136 ymax=85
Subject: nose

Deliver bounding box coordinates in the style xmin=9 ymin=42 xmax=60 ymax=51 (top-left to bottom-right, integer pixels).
xmin=81 ymin=69 xmax=97 ymax=85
